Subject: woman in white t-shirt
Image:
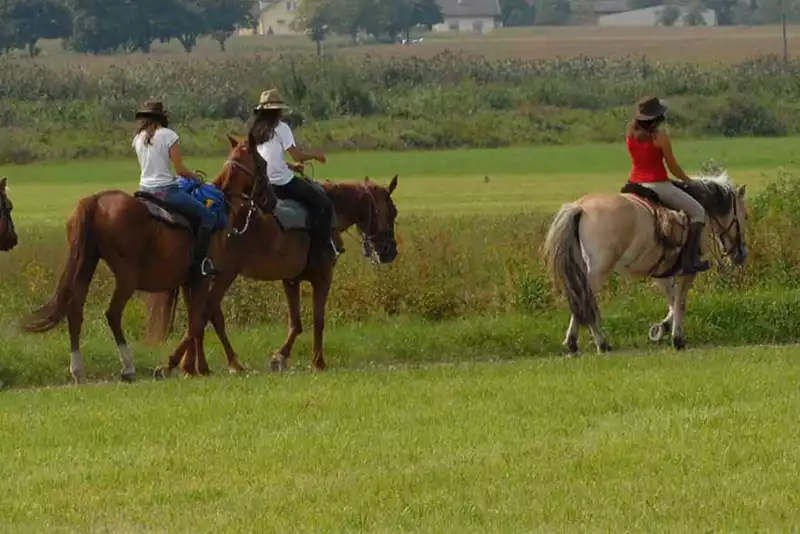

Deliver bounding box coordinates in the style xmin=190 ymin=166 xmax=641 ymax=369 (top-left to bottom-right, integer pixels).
xmin=247 ymin=89 xmax=343 ymax=257
xmin=132 ymin=100 xmax=217 ymax=281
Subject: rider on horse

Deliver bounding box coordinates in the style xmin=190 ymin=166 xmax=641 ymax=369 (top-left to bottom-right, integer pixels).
xmin=132 ymin=100 xmax=218 ymax=281
xmin=626 ymin=96 xmax=710 ymax=275
xmin=247 ymin=89 xmax=344 ymax=258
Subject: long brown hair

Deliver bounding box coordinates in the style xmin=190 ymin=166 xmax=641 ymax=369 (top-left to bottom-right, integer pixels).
xmin=135 ymin=116 xmax=169 ymax=145
xmin=626 ymin=116 xmax=664 ymax=142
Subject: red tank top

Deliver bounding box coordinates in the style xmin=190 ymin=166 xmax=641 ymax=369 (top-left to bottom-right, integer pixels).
xmin=627 ymin=136 xmax=668 ymax=183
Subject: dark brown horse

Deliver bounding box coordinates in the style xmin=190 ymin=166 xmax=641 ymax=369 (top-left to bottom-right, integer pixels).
xmin=19 ymin=168 xmax=251 ymax=384
xmin=147 ymin=135 xmax=399 ymax=376
xmin=0 ymin=178 xmax=18 ymax=252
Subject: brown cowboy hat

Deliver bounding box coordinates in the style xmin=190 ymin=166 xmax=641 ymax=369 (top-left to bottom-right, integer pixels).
xmin=635 ymin=96 xmax=668 ymax=121
xmin=254 ymin=88 xmax=288 ymax=112
xmin=135 ymin=100 xmax=169 ymax=120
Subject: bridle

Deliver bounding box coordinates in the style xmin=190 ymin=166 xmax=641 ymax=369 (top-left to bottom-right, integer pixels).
xmin=221 ymin=157 xmax=261 ymax=238
xmin=707 ymin=191 xmax=744 ymax=258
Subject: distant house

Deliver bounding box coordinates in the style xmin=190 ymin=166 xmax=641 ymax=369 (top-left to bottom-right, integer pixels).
xmin=433 ymin=0 xmax=503 ymax=35
xmin=598 ymin=5 xmax=717 ymax=26
xmin=239 ymin=0 xmax=303 ymax=36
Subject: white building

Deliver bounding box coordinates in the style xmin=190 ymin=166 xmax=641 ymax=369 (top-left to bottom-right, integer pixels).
xmin=433 ymin=0 xmax=503 ymax=35
xmin=598 ymin=5 xmax=717 ymax=26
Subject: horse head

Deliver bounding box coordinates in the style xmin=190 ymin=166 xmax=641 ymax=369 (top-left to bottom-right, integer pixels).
xmin=688 ymin=171 xmax=748 ymax=266
xmin=214 ymin=134 xmax=277 ymax=214
xmin=0 ymin=177 xmax=18 ymax=252
xmin=327 ymin=175 xmax=399 ymax=265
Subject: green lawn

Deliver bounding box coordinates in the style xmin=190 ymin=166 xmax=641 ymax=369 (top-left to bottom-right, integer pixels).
xmin=0 ymin=136 xmax=794 ymax=224
xmin=2 ymin=346 xmax=800 ymax=532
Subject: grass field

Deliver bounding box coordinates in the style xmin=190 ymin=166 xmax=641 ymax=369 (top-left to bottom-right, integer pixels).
xmin=3 ymin=346 xmax=800 ymax=532
xmin=3 ymin=137 xmax=800 ymax=531
xmin=17 ymin=25 xmax=800 ymax=64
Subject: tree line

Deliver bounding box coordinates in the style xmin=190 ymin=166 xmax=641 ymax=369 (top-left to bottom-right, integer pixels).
xmin=0 ymin=0 xmax=256 ymax=56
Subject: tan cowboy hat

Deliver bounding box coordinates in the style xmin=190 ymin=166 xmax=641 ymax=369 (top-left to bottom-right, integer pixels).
xmin=635 ymin=96 xmax=668 ymax=121
xmin=135 ymin=100 xmax=169 ymax=120
xmin=254 ymin=88 xmax=288 ymax=112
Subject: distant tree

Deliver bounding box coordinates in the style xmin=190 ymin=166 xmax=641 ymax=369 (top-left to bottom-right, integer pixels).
xmin=534 ymin=0 xmax=571 ymax=25
xmin=500 ymin=0 xmax=536 ymax=26
xmin=629 ymin=0 xmax=662 ymax=9
xmin=657 ymin=5 xmax=680 ymax=25
xmin=0 ymin=0 xmax=71 ymax=56
xmin=199 ymin=0 xmax=256 ymax=52
xmin=699 ymin=0 xmax=738 ymax=24
xmin=292 ymin=0 xmax=334 ymax=54
xmin=683 ymin=5 xmax=708 ymax=25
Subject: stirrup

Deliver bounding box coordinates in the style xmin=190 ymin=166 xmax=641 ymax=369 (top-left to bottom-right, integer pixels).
xmin=201 ymin=257 xmax=218 ymax=277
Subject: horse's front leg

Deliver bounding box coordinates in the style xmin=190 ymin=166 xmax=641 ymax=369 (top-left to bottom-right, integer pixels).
xmin=670 ymin=274 xmax=696 ymax=350
xmin=650 ymin=277 xmax=676 ymax=343
xmin=270 ymin=279 xmax=303 ymax=373
xmin=310 ymin=273 xmax=333 ymax=371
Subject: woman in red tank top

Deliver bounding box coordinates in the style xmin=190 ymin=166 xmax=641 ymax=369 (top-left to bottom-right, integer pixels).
xmin=626 ymin=96 xmax=709 ymax=274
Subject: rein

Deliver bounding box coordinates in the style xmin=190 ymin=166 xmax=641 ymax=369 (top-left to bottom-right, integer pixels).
xmin=222 ymin=157 xmax=260 ymax=238
xmin=707 ymin=192 xmax=743 ymax=258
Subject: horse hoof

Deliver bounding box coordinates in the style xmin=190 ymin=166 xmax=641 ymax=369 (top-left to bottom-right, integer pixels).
xmin=152 ymin=367 xmax=170 ymax=380
xmin=565 ymin=351 xmax=582 ymax=359
xmin=673 ymin=337 xmax=686 ymax=351
xmin=228 ymin=363 xmax=248 ymax=375
xmin=563 ymin=337 xmax=580 ymax=356
xmin=598 ymin=342 xmax=613 ymax=354
xmin=649 ymin=323 xmax=667 ymax=342
xmin=120 ymin=372 xmax=136 ymax=383
xmin=269 ymin=356 xmax=286 ymax=373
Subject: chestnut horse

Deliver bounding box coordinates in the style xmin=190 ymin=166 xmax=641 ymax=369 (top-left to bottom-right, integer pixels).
xmin=544 ymin=172 xmax=747 ymax=355
xmin=19 ymin=168 xmax=256 ymax=384
xmin=147 ymin=135 xmax=399 ymax=376
xmin=0 ymin=178 xmax=18 ymax=251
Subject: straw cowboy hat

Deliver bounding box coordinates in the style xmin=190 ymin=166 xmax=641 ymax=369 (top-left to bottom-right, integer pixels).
xmin=254 ymin=89 xmax=288 ymax=112
xmin=635 ymin=96 xmax=668 ymax=121
xmin=135 ymin=100 xmax=169 ymax=120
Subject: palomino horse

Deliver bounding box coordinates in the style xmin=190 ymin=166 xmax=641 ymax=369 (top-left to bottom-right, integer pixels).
xmin=544 ymin=172 xmax=747 ymax=355
xmin=147 ymin=135 xmax=399 ymax=376
xmin=20 ymin=165 xmax=255 ymax=384
xmin=0 ymin=178 xmax=18 ymax=251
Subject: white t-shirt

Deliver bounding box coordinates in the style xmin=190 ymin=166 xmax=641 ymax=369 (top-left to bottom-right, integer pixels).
xmin=132 ymin=127 xmax=180 ymax=189
xmin=256 ymin=121 xmax=296 ymax=187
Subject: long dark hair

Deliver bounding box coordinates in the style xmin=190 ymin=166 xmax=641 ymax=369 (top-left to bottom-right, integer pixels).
xmin=248 ymin=109 xmax=282 ymax=145
xmin=626 ymin=115 xmax=665 ymax=142
xmin=135 ymin=116 xmax=169 ymax=145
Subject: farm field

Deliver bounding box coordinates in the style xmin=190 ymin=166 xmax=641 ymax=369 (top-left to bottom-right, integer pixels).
xmin=3 ymin=346 xmax=800 ymax=532
xmin=20 ymin=25 xmax=800 ymax=63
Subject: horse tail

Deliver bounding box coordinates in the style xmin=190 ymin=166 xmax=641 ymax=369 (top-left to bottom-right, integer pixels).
xmin=22 ymin=196 xmax=100 ymax=333
xmin=543 ymin=202 xmax=598 ymax=326
xmin=145 ymin=288 xmax=179 ymax=345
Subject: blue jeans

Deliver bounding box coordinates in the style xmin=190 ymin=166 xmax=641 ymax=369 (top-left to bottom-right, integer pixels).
xmin=142 ymin=183 xmax=216 ymax=231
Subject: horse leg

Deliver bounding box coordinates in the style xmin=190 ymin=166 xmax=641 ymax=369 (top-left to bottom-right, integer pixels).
xmin=202 ymin=270 xmax=245 ymax=374
xmin=270 ymin=279 xmax=302 ymax=373
xmin=105 ymin=279 xmax=137 ymax=382
xmin=563 ymin=315 xmax=580 ymax=356
xmin=182 ymin=280 xmax=213 ymax=376
xmin=649 ymin=277 xmax=676 ymax=343
xmin=587 ymin=267 xmax=612 ymax=354
xmin=66 ymin=276 xmax=94 ymax=384
xmin=310 ymin=274 xmax=333 ymax=371
xmin=671 ymin=274 xmax=696 ymax=350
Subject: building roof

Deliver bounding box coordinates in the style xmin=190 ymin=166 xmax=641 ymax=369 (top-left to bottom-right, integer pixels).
xmin=437 ymin=0 xmax=502 ymax=18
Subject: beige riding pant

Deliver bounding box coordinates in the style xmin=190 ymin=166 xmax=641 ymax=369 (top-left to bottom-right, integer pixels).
xmin=639 ymin=181 xmax=706 ymax=224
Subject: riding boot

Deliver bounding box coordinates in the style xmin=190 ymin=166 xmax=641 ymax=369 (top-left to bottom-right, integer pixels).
xmin=681 ymin=221 xmax=710 ymax=275
xmin=190 ymin=226 xmax=218 ymax=283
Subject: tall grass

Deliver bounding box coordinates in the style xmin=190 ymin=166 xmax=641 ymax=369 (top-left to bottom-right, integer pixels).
xmin=2 ymin=53 xmax=800 ymax=163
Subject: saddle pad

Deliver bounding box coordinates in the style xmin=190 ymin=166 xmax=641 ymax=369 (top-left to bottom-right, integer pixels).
xmin=273 ymin=180 xmax=339 ymax=231
xmin=133 ymin=193 xmax=192 ymax=230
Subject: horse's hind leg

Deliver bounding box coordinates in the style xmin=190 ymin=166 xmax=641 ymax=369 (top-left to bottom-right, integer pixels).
xmin=105 ymin=278 xmax=137 ymax=382
xmin=587 ymin=267 xmax=612 ymax=354
xmin=563 ymin=316 xmax=580 ymax=356
xmin=67 ymin=273 xmax=95 ymax=384
xmin=649 ymin=277 xmax=676 ymax=343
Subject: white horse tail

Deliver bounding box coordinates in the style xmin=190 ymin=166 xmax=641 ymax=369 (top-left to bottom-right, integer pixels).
xmin=543 ymin=203 xmax=598 ymax=326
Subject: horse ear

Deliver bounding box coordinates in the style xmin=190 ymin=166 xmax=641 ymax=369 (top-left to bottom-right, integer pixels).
xmin=737 ymin=184 xmax=746 ymax=198
xmin=227 ymin=134 xmax=239 ymax=148
xmin=388 ymin=174 xmax=398 ymax=195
